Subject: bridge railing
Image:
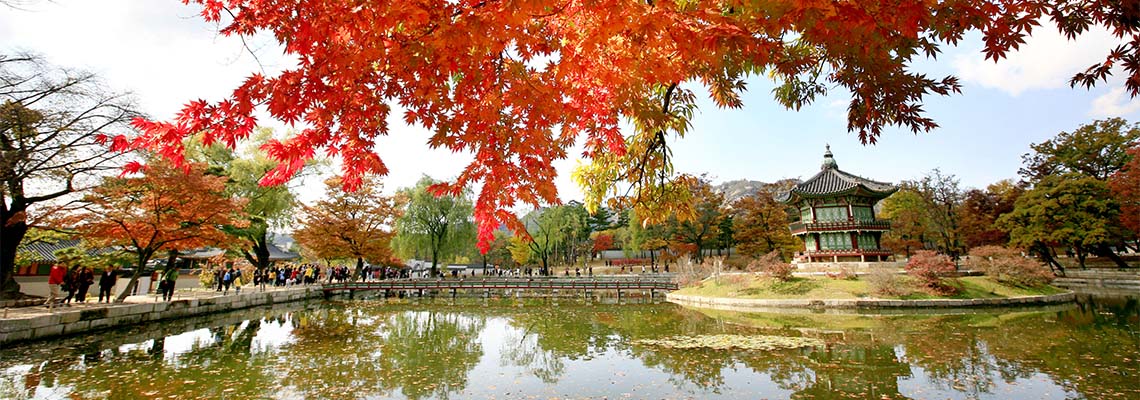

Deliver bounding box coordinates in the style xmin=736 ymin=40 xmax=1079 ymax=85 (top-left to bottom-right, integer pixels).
xmin=322 ymin=278 xmax=679 ymax=293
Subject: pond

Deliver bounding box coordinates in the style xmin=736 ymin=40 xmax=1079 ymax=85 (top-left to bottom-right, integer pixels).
xmin=1 ymin=296 xmax=1137 ymax=400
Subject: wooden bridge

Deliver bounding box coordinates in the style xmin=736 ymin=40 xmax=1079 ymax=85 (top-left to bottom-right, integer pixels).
xmin=322 ymin=278 xmax=679 ymax=298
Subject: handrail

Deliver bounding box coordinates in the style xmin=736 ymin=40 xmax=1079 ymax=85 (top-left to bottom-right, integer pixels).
xmin=321 ymin=278 xmax=679 ymax=293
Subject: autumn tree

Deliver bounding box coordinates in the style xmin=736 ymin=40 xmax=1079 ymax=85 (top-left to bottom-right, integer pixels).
xmin=73 ymin=159 xmax=246 ymax=302
xmin=1109 ymin=146 xmax=1140 ymax=249
xmin=591 ymin=233 xmax=614 ymax=258
xmin=731 ymin=190 xmax=796 ymax=260
xmin=0 ymin=53 xmax=139 ymax=299
xmin=663 ymin=175 xmax=726 ymax=264
xmin=392 ymin=176 xmax=475 ymax=277
xmin=294 ymin=176 xmax=401 ymax=280
xmin=115 ymin=0 xmax=1140 ymax=253
xmin=958 ymin=180 xmax=1023 ymax=249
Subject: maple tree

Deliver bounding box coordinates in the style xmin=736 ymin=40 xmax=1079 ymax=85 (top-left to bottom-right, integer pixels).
xmin=116 ymin=0 xmax=1140 ymax=253
xmin=1108 ymin=146 xmax=1140 ymax=244
xmin=294 ymin=176 xmax=401 ymax=279
xmin=591 ymin=233 xmax=614 ymax=257
xmin=957 ymin=180 xmax=1023 ymax=249
xmin=0 ymin=53 xmax=140 ymax=299
xmin=72 ymin=159 xmax=246 ymax=302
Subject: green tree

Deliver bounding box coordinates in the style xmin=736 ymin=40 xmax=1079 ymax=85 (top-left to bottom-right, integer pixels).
xmin=188 ymin=128 xmax=313 ymax=273
xmin=1020 ymin=118 xmax=1140 ymax=182
xmin=879 ymin=187 xmax=930 ymax=258
xmin=392 ymin=176 xmax=475 ymax=277
xmin=520 ymin=205 xmax=585 ymax=275
xmin=998 ymin=174 xmax=1125 ymax=272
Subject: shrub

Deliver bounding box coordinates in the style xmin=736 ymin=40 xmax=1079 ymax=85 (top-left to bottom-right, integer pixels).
xmin=747 ymin=251 xmax=794 ymax=281
xmin=866 ymin=266 xmax=908 ymax=297
xmin=967 ymin=246 xmax=1054 ymax=287
xmin=826 ymin=266 xmax=857 ymax=280
xmin=905 ymin=250 xmax=958 ymax=295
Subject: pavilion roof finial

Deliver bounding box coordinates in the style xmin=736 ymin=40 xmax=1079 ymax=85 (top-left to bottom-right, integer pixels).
xmin=822 ymin=144 xmax=837 ymax=170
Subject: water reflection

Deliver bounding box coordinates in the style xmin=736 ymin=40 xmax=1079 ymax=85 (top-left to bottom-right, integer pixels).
xmin=0 ymin=296 xmax=1136 ymax=400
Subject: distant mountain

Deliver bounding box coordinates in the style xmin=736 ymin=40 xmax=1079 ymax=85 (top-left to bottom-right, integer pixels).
xmin=714 ymin=178 xmax=802 ymax=203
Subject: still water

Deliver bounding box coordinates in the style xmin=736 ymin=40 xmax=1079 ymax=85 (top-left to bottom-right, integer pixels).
xmin=1 ymin=296 xmax=1137 ymax=400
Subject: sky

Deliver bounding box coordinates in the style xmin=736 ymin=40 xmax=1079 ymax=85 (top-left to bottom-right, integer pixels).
xmin=3 ymin=1 xmax=1139 ymax=207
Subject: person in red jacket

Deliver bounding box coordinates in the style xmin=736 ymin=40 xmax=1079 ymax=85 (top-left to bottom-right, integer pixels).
xmin=46 ymin=263 xmax=66 ymax=308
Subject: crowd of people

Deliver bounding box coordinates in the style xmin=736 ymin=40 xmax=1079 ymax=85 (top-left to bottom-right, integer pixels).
xmin=45 ymin=264 xmax=117 ymax=307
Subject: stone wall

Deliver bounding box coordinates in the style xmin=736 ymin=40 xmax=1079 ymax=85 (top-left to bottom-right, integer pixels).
xmin=0 ymin=287 xmax=322 ymax=346
xmin=666 ymin=292 xmax=1076 ymax=312
xmin=1053 ymin=269 xmax=1140 ymax=296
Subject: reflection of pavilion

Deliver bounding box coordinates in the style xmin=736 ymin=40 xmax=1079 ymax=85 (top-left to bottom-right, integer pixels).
xmin=793 ymin=344 xmax=912 ymax=399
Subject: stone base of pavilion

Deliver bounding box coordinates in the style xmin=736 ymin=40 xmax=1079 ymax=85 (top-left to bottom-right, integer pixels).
xmin=791 ymin=261 xmax=906 ymax=274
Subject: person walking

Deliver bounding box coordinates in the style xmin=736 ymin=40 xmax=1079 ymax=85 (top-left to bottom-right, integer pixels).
xmin=62 ymin=266 xmax=78 ymax=304
xmin=75 ymin=266 xmax=94 ymax=303
xmin=46 ymin=263 xmax=66 ymax=308
xmin=222 ymin=267 xmax=233 ymax=295
xmin=98 ymin=267 xmax=117 ymax=303
xmin=161 ymin=266 xmax=179 ymax=301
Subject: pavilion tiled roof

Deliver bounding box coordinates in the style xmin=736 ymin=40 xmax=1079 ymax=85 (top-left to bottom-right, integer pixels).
xmin=17 ymin=239 xmax=117 ymax=263
xmin=777 ymin=146 xmax=897 ymax=203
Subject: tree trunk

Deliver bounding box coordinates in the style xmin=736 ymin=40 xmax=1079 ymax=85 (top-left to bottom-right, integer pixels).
xmin=430 ymin=248 xmax=439 ymax=277
xmin=1032 ymin=242 xmax=1065 ymax=276
xmin=0 ymin=219 xmax=28 ymax=299
xmin=1094 ymin=244 xmax=1131 ymax=268
xmin=354 ymin=257 xmax=365 ymax=281
xmin=117 ymin=249 xmax=155 ymax=303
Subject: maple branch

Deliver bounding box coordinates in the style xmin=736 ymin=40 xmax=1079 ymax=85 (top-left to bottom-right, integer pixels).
xmin=223 ymin=6 xmax=266 ymax=75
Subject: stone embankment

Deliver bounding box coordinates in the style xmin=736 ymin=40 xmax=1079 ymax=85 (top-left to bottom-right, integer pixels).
xmin=666 ymin=291 xmax=1076 ymax=312
xmin=1052 ymin=269 xmax=1140 ymax=296
xmin=0 ymin=286 xmax=323 ymax=346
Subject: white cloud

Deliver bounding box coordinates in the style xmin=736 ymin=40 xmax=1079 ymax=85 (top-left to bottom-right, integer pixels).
xmin=953 ymin=24 xmax=1118 ymax=96
xmin=1089 ymin=87 xmax=1140 ymax=117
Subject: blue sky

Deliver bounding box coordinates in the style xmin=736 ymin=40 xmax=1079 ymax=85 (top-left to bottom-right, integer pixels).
xmin=3 ymin=1 xmax=1139 ymax=205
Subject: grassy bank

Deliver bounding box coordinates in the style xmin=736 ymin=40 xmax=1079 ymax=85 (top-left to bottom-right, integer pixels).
xmin=675 ymin=274 xmax=1066 ymax=301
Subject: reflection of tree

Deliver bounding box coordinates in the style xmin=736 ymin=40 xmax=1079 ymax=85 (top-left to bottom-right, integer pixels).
xmin=279 ymin=306 xmax=485 ymax=400
xmin=376 ymin=311 xmax=485 ymax=399
xmin=501 ymin=329 xmax=565 ymax=383
xmin=15 ymin=319 xmax=277 ymax=399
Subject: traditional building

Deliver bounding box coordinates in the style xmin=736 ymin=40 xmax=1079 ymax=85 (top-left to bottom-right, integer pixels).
xmin=777 ymin=146 xmax=897 ymax=263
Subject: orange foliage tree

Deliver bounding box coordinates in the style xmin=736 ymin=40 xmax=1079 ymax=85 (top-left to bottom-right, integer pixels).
xmin=293 ymin=176 xmax=402 ymax=279
xmin=116 ymin=0 xmax=1140 ymax=251
xmin=1109 ymin=146 xmax=1140 ymax=249
xmin=731 ymin=190 xmax=796 ymax=260
xmin=73 ymin=159 xmax=247 ymax=302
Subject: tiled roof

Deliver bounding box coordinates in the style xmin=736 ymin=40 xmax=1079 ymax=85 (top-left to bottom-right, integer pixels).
xmin=17 ymin=239 xmax=117 ymax=263
xmin=179 ymin=244 xmax=299 ymax=261
xmin=778 ymin=146 xmax=897 ymax=203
